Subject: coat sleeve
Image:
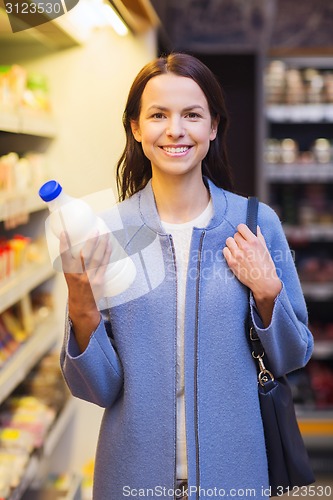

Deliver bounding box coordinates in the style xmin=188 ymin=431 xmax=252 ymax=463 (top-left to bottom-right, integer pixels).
xmin=60 ymin=308 xmax=124 ymax=408
xmin=249 ymin=202 xmax=314 ymax=378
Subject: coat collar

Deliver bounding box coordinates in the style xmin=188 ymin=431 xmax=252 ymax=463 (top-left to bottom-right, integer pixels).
xmin=138 ymin=177 xmax=228 ymax=234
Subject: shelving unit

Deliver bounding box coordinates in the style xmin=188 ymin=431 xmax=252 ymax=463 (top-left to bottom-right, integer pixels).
xmin=0 ymin=191 xmax=46 ymax=221
xmin=0 ymin=261 xmax=55 ymax=314
xmin=0 ymin=109 xmax=57 ymax=138
xmin=7 ymin=399 xmax=77 ymax=500
xmin=0 ymin=93 xmax=79 ymax=500
xmin=266 ymin=103 xmax=333 ymax=123
xmin=0 ymin=314 xmax=59 ymax=404
xmin=21 ymin=472 xmax=82 ymax=500
xmin=266 ymin=163 xmax=333 ymax=182
xmin=263 ymin=57 xmax=333 ymax=460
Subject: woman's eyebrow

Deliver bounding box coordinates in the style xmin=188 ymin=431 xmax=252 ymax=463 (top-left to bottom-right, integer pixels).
xmin=182 ymin=105 xmax=205 ymax=112
xmin=146 ymin=104 xmax=205 ymax=112
xmin=146 ymin=105 xmax=168 ymax=112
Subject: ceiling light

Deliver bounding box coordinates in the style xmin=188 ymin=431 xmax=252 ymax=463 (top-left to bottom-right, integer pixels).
xmin=100 ymin=2 xmax=129 ymax=36
xmin=63 ymin=0 xmax=129 ymax=39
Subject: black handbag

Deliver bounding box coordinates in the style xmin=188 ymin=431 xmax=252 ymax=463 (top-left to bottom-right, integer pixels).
xmin=246 ymin=196 xmax=315 ymax=497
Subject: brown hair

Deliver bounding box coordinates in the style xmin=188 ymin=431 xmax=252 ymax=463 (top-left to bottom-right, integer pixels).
xmin=116 ymin=52 xmax=234 ymax=201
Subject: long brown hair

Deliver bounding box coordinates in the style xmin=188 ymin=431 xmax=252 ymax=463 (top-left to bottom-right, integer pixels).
xmin=116 ymin=52 xmax=234 ymax=201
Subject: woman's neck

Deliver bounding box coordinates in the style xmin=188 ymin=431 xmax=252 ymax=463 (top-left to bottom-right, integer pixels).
xmin=151 ymin=173 xmax=210 ymax=224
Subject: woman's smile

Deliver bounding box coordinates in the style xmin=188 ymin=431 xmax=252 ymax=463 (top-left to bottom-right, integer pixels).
xmin=160 ymin=145 xmax=193 ymax=156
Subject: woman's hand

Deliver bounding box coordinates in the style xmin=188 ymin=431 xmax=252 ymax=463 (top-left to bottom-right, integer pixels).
xmin=223 ymin=224 xmax=282 ymax=327
xmin=60 ymin=231 xmax=112 ymax=351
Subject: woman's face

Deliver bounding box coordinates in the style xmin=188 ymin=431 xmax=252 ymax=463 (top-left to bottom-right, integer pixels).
xmin=131 ymin=73 xmax=218 ymax=181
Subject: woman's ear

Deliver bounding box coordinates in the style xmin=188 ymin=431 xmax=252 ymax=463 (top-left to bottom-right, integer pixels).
xmin=210 ymin=116 xmax=219 ymax=141
xmin=130 ymin=120 xmax=142 ymax=142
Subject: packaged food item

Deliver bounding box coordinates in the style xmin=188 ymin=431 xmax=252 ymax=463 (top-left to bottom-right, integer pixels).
xmin=264 ymin=138 xmax=281 ymax=164
xmin=1 ymin=308 xmax=27 ymax=343
xmin=303 ymin=68 xmax=324 ymax=104
xmin=8 ymin=234 xmax=31 ymax=270
xmin=0 ymin=426 xmax=34 ymax=453
xmin=0 ymin=449 xmax=29 ymax=489
xmin=0 ymin=65 xmax=27 ymax=111
xmin=264 ymin=60 xmax=286 ymax=104
xmin=280 ymin=138 xmax=298 ymax=164
xmin=1 ymin=396 xmax=55 ymax=448
xmin=285 ymin=68 xmax=305 ymax=104
xmin=0 ymin=152 xmax=18 ymax=193
xmin=23 ymin=72 xmax=51 ymax=113
xmin=312 ymin=138 xmax=331 ymax=164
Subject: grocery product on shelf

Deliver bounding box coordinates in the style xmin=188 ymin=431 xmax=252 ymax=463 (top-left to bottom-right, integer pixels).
xmin=0 ymin=353 xmax=72 ymax=499
xmin=0 ymin=235 xmax=48 ymax=284
xmin=264 ymin=137 xmax=333 ymax=165
xmin=0 ymin=65 xmax=27 ymax=112
xmin=265 ymin=60 xmax=333 ymax=105
xmin=0 ymin=65 xmax=51 ymax=114
xmin=0 ymin=152 xmax=50 ymax=195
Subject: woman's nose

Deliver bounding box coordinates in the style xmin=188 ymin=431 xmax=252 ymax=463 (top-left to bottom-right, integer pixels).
xmin=166 ymin=117 xmax=185 ymax=138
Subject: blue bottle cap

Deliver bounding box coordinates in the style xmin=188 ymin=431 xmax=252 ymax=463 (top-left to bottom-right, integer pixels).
xmin=39 ymin=180 xmax=63 ymax=202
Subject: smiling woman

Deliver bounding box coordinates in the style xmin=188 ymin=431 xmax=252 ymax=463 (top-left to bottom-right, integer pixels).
xmin=116 ymin=52 xmax=233 ymax=201
xmin=59 ymin=52 xmax=314 ymax=500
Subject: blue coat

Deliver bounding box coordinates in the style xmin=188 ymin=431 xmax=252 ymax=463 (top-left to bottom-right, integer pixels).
xmin=61 ymin=179 xmax=314 ymax=499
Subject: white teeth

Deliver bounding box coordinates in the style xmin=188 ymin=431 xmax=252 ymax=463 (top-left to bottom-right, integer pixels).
xmin=163 ymin=146 xmax=189 ymax=154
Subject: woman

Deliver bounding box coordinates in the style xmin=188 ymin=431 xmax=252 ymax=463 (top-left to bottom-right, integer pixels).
xmin=60 ymin=53 xmax=313 ymax=499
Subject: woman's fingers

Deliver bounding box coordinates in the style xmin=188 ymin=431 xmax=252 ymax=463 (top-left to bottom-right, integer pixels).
xmin=81 ymin=233 xmax=110 ymax=270
xmin=59 ymin=231 xmax=84 ymax=274
xmin=222 ymin=246 xmax=235 ymax=267
xmin=225 ymin=234 xmax=243 ymax=254
xmin=236 ymin=223 xmax=257 ymax=239
xmin=60 ymin=230 xmax=111 ymax=280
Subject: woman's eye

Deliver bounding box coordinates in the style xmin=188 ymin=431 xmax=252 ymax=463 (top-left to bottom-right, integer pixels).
xmin=152 ymin=113 xmax=165 ymax=119
xmin=186 ymin=112 xmax=200 ymax=119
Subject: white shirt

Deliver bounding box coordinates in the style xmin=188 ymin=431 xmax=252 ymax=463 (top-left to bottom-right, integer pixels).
xmin=161 ymin=200 xmax=214 ymax=480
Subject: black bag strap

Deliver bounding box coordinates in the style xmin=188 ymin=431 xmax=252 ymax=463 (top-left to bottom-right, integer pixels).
xmin=246 ymin=196 xmax=275 ymax=386
xmin=246 ymin=196 xmax=259 ymax=235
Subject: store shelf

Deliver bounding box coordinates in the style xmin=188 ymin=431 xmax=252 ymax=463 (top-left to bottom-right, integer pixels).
xmin=0 ymin=109 xmax=56 ymax=138
xmin=266 ymin=104 xmax=333 ymax=123
xmin=265 ymin=58 xmax=333 ymax=451
xmin=0 ymin=14 xmax=77 ymax=494
xmin=0 ymin=260 xmax=55 ymax=314
xmin=8 ymin=455 xmax=39 ymax=500
xmin=0 ymin=313 xmax=59 ymax=404
xmin=301 ymin=283 xmax=333 ymax=301
xmin=0 ymin=109 xmax=20 ymax=133
xmin=65 ymin=475 xmax=82 ymax=500
xmin=297 ymin=409 xmax=333 ymax=449
xmin=8 ymin=399 xmax=77 ymax=500
xmin=266 ymin=163 xmax=333 ymax=182
xmin=283 ymin=224 xmax=333 ymax=241
xmin=22 ymin=473 xmax=82 ymax=500
xmin=0 ymin=191 xmax=45 ymax=222
xmin=42 ymin=398 xmax=76 ymax=458
xmin=313 ymin=341 xmax=333 ymax=359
